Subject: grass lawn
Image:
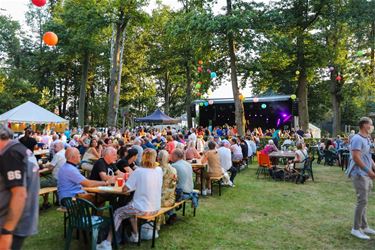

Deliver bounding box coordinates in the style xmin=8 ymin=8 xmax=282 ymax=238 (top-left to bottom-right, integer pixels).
xmin=24 ymin=164 xmax=375 ymax=250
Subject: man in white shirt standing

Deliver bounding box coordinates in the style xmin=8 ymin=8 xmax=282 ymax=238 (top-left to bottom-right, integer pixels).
xmin=217 ymin=140 xmax=237 ymax=186
xmin=188 ymin=128 xmax=197 ymax=147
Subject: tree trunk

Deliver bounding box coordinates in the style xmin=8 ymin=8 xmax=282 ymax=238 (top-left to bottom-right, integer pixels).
xmin=164 ymin=72 xmax=170 ymax=115
xmin=114 ymin=29 xmax=127 ymax=126
xmin=296 ymin=33 xmax=309 ymax=131
xmin=227 ymin=0 xmax=245 ymax=136
xmin=62 ymin=71 xmax=69 ymax=117
xmin=371 ymin=21 xmax=375 ymax=77
xmin=107 ymin=14 xmax=129 ymax=128
xmin=78 ymin=51 xmax=90 ymax=128
xmin=330 ymin=70 xmax=341 ymax=136
xmin=185 ymin=62 xmax=193 ymax=128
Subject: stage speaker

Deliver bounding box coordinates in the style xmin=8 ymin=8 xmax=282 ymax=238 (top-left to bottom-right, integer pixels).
xmin=292 ymin=101 xmax=299 ymax=116
xmin=190 ymin=104 xmax=196 ymax=117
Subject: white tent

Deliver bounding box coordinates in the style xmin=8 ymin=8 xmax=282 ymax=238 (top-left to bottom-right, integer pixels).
xmin=0 ymin=101 xmax=68 ymax=124
xmin=0 ymin=101 xmax=68 ymax=132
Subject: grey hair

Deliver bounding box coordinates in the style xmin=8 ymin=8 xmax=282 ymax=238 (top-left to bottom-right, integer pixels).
xmin=0 ymin=127 xmax=13 ymax=140
xmin=65 ymin=147 xmax=79 ymax=160
xmin=103 ymin=146 xmax=116 ymax=156
xmin=54 ymin=141 xmax=64 ymax=149
xmin=157 ymin=150 xmax=169 ymax=168
xmin=133 ymin=138 xmax=142 ymax=145
xmin=172 ymin=148 xmax=184 ymax=160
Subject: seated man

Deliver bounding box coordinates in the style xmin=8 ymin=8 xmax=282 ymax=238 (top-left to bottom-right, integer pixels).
xmin=40 ymin=141 xmax=66 ymax=209
xmin=171 ymin=149 xmax=194 ymax=195
xmin=89 ymin=147 xmax=124 ymax=182
xmin=152 ymin=133 xmax=166 ymax=150
xmin=57 ymin=147 xmax=110 ymax=203
xmin=217 ymin=140 xmax=236 ymax=186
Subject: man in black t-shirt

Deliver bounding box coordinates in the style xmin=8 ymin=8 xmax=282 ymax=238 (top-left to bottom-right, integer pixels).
xmin=18 ymin=128 xmax=37 ymax=152
xmin=0 ymin=127 xmax=39 ymax=250
xmin=89 ymin=147 xmax=124 ymax=182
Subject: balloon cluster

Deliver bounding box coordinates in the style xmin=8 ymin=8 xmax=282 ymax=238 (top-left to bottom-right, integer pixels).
xmin=198 ymin=100 xmax=212 ymax=107
xmin=32 ymin=0 xmax=59 ymax=46
xmin=195 ymin=59 xmax=217 ymax=98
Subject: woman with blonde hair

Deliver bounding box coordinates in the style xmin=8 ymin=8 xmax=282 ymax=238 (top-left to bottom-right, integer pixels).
xmin=158 ymin=150 xmax=177 ymax=207
xmin=157 ymin=150 xmax=178 ymax=227
xmin=109 ymin=148 xmax=163 ymax=244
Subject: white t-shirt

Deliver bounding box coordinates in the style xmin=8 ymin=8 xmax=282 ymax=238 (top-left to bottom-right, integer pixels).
xmin=245 ymin=140 xmax=253 ymax=157
xmin=126 ymin=167 xmax=163 ymax=212
xmin=51 ymin=149 xmax=66 ymax=179
xmin=188 ymin=133 xmax=197 ymax=146
xmin=217 ymin=147 xmax=232 ymax=171
xmin=231 ymin=144 xmax=242 ymax=156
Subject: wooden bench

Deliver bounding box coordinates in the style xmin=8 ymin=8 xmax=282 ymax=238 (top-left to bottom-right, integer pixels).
xmin=136 ymin=199 xmax=196 ymax=248
xmin=209 ymin=175 xmax=224 ymax=196
xmin=39 ymin=187 xmax=58 ymax=204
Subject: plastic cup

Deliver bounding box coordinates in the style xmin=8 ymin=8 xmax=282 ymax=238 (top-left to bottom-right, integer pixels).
xmin=117 ymin=178 xmax=124 ymax=187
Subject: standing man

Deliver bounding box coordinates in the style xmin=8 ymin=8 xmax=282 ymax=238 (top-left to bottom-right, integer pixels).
xmin=0 ymin=127 xmax=39 ymax=250
xmin=346 ymin=117 xmax=375 ymax=240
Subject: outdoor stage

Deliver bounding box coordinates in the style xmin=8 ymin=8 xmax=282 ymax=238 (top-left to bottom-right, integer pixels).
xmin=192 ymin=95 xmax=297 ymax=130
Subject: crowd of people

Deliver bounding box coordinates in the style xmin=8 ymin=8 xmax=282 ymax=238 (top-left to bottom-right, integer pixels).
xmin=1 ymin=117 xmax=375 ymax=249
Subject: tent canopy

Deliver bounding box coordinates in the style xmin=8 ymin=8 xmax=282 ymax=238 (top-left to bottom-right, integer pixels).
xmin=134 ymin=109 xmax=180 ymax=124
xmin=0 ymin=101 xmax=68 ymax=124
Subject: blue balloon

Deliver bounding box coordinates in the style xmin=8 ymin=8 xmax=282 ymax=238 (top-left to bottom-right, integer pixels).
xmin=210 ymin=72 xmax=217 ymax=79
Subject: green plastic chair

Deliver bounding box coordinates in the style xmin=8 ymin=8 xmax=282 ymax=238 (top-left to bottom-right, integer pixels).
xmin=61 ymin=197 xmax=117 ymax=250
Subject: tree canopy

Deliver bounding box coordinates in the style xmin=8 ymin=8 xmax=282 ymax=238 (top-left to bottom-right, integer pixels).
xmin=0 ymin=0 xmax=373 ymax=134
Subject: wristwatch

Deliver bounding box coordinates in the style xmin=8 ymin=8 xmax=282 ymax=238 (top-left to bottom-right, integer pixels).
xmin=1 ymin=228 xmax=13 ymax=235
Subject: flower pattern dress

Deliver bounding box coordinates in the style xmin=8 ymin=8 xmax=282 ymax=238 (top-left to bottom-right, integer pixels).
xmin=161 ymin=164 xmax=177 ymax=207
xmin=157 ymin=164 xmax=177 ymax=229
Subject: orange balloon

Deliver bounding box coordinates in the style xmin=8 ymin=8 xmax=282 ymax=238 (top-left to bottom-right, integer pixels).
xmin=43 ymin=32 xmax=58 ymax=46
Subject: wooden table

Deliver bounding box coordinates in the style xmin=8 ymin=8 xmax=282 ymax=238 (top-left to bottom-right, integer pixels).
xmin=269 ymin=151 xmax=296 ymax=159
xmin=188 ymin=159 xmax=207 ymax=194
xmin=34 ymin=149 xmax=49 ymax=156
xmin=269 ymin=151 xmax=295 ymax=165
xmin=84 ymin=186 xmax=130 ymax=195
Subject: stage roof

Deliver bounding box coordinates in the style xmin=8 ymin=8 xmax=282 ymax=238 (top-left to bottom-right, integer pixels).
xmin=192 ymin=95 xmax=292 ymax=104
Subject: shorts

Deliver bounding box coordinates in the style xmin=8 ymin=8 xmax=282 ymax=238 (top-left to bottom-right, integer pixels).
xmin=40 ymin=175 xmax=57 ymax=188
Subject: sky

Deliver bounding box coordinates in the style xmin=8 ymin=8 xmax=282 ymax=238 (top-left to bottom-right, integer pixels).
xmin=0 ymin=0 xmax=256 ymax=99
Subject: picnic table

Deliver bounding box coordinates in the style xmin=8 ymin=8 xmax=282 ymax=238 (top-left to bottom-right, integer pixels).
xmin=269 ymin=151 xmax=296 ymax=159
xmin=188 ymin=159 xmax=207 ymax=194
xmin=269 ymin=151 xmax=295 ymax=165
xmin=84 ymin=186 xmax=130 ymax=195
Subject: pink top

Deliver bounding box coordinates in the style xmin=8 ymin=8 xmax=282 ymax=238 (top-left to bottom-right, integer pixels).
xmin=185 ymin=147 xmax=200 ymax=160
xmin=165 ymin=141 xmax=175 ymax=154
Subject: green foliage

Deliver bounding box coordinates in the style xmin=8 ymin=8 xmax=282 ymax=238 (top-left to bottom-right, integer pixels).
xmin=0 ymin=0 xmax=373 ymax=130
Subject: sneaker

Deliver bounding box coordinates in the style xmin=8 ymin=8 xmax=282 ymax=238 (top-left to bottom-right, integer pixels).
xmin=207 ymin=189 xmax=212 ymax=195
xmin=362 ymin=227 xmax=375 ymax=235
xmin=351 ymin=228 xmax=370 ymax=240
xmin=97 ymin=240 xmax=112 ymax=250
xmin=129 ymin=233 xmax=139 ymax=243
